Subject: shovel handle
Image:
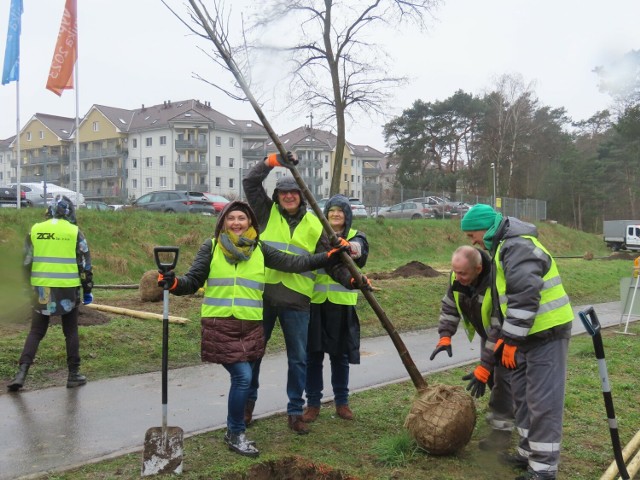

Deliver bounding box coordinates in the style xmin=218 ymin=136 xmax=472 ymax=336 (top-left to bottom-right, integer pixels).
xmin=154 ymin=246 xmax=179 ymax=274
xmin=578 ymin=306 xmax=601 ymax=337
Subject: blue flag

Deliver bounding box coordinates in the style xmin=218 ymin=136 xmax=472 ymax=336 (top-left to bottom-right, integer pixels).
xmin=2 ymin=0 xmax=23 ymax=85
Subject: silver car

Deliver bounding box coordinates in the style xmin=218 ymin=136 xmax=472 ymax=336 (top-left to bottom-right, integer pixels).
xmin=375 ymin=201 xmax=435 ymax=220
xmin=129 ymin=191 xmax=216 ymax=215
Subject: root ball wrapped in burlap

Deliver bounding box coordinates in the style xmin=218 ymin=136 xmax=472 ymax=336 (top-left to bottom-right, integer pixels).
xmin=404 ymin=383 xmax=476 ymax=455
xmin=139 ymin=270 xmax=163 ymax=302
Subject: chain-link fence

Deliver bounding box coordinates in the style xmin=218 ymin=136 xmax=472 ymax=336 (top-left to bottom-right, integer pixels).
xmin=363 ymin=187 xmax=546 ymax=221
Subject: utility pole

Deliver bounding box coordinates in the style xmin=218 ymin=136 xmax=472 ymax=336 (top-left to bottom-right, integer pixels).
xmin=306 ymin=112 xmax=314 ymax=130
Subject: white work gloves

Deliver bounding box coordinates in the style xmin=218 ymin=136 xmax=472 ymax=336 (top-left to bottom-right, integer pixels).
xmin=348 ymin=241 xmax=362 ymax=259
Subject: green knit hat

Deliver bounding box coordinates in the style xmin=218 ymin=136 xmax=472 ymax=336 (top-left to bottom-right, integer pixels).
xmin=461 ymin=204 xmax=498 ymax=231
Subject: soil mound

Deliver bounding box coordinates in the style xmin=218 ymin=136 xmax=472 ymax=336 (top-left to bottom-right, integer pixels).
xmin=603 ymin=252 xmax=640 ymax=261
xmin=221 ymin=456 xmax=358 ymax=480
xmin=369 ymin=261 xmax=442 ymax=280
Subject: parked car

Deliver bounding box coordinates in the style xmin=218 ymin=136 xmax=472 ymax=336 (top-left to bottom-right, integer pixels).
xmin=0 ymin=185 xmax=30 ymax=208
xmin=348 ymin=198 xmax=368 ymax=218
xmin=203 ymin=193 xmax=230 ymax=213
xmin=407 ymin=196 xmax=452 ymax=219
xmin=129 ymin=191 xmax=216 ymax=215
xmin=81 ymin=201 xmax=113 ymax=211
xmin=375 ymin=201 xmax=435 ymax=220
xmin=447 ymin=201 xmax=473 ymax=218
xmin=8 ymin=182 xmax=84 ymax=207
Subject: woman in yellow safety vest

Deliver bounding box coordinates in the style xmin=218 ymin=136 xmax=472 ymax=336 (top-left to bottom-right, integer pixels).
xmin=157 ymin=201 xmax=347 ymax=458
xmin=302 ymin=194 xmax=369 ymax=423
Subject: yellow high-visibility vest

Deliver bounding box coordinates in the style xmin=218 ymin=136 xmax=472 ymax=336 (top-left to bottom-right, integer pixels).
xmin=312 ymin=228 xmax=358 ymax=305
xmin=30 ymin=219 xmax=80 ymax=288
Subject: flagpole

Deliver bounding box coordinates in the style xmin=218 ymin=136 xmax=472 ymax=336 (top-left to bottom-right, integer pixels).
xmin=16 ymin=79 xmax=21 ymax=209
xmin=74 ymin=48 xmax=79 ymax=206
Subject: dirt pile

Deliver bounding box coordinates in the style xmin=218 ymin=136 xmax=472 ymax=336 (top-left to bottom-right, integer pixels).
xmin=221 ymin=456 xmax=358 ymax=480
xmin=368 ymin=261 xmax=442 ymax=280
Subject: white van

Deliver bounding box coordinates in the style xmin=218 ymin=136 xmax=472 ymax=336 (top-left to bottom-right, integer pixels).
xmin=9 ymin=182 xmax=84 ymax=207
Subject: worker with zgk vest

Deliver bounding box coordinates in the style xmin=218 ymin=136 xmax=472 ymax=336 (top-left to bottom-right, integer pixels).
xmin=461 ymin=204 xmax=573 ymax=480
xmin=430 ymin=245 xmax=514 ymax=451
xmin=157 ymin=201 xmax=347 ymax=458
xmin=8 ymin=195 xmax=93 ymax=392
xmin=302 ymin=194 xmax=370 ymax=424
xmin=243 ymin=153 xmax=358 ymax=435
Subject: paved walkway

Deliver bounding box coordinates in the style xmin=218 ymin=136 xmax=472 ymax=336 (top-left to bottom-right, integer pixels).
xmin=0 ymin=302 xmax=628 ymax=479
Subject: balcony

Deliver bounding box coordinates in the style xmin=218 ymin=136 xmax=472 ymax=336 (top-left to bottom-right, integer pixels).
xmin=79 ymin=168 xmax=122 ymax=180
xmin=242 ymin=148 xmax=267 ymax=159
xmin=298 ymin=158 xmax=323 ymax=170
xmin=175 ymin=162 xmax=208 ymax=174
xmin=31 ymin=154 xmax=62 ymax=165
xmin=174 ymin=184 xmax=208 ymax=192
xmin=175 ymin=140 xmax=208 ymax=153
xmin=301 ymin=176 xmax=323 ymax=187
xmin=77 ymin=148 xmax=124 ymax=161
xmin=363 ymin=166 xmax=381 ymax=176
xmin=363 ymin=182 xmax=381 ymax=192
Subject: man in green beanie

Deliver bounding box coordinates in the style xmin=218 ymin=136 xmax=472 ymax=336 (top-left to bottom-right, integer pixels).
xmin=460 ymin=204 xmax=573 ymax=480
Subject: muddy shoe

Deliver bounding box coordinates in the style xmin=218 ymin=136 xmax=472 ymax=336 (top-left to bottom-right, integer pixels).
xmin=478 ymin=429 xmax=511 ymax=451
xmin=244 ymin=399 xmax=255 ymax=426
xmin=7 ymin=364 xmax=29 ymax=392
xmin=302 ymin=406 xmax=320 ymax=423
xmin=498 ymin=451 xmax=529 ymax=470
xmin=335 ymin=405 xmax=354 ymax=420
xmin=288 ymin=415 xmax=310 ymax=435
xmin=225 ymin=431 xmax=259 ymax=458
xmin=66 ymin=371 xmax=87 ymax=388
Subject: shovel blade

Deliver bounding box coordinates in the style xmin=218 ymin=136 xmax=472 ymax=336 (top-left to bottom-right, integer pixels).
xmin=141 ymin=426 xmax=184 ymax=476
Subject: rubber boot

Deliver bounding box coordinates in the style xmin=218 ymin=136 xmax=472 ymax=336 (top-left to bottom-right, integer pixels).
xmin=7 ymin=364 xmax=29 ymax=392
xmin=67 ymin=369 xmax=87 ymax=388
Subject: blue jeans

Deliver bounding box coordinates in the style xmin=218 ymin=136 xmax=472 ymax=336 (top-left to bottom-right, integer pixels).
xmin=248 ymin=304 xmax=309 ymax=416
xmin=222 ymin=361 xmax=254 ymax=433
xmin=306 ymin=351 xmax=350 ymax=407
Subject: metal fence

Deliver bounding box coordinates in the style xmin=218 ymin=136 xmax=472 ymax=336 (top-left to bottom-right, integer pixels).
xmin=364 ymin=188 xmax=547 ymax=221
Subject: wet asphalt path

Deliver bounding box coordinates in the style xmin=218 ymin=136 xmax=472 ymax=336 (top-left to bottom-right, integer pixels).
xmin=0 ymin=302 xmax=627 ymax=479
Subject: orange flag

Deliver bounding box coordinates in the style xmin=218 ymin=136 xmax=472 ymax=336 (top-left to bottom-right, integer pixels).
xmin=46 ymin=0 xmax=77 ymax=96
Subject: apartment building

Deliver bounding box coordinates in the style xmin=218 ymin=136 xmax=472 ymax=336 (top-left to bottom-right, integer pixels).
xmin=1 ymin=100 xmax=385 ymax=206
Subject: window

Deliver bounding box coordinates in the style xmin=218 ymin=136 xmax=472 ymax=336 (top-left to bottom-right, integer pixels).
xmin=351 ymin=175 xmax=354 ymax=182
xmin=92 ymin=121 xmax=99 ymax=132
xmin=159 ymin=155 xmax=166 ymax=166
xmin=159 ymin=136 xmax=167 ymax=145
xmin=146 ymin=178 xmax=152 ymax=188
xmin=343 ymin=158 xmax=347 ymax=165
xmin=229 ymin=178 xmax=234 ymax=188
xmin=146 ymin=137 xmax=152 ymax=147
xmin=26 ymin=132 xmax=31 ymax=141
xmin=132 ymin=159 xmax=138 ymax=168
xmin=325 ymin=172 xmax=329 ymax=179
xmin=146 ymin=157 xmax=152 ymax=167
xmin=229 ymin=157 xmax=234 ymax=168
xmin=39 ymin=130 xmax=45 ymax=139
xmin=160 ymin=177 xmax=167 ymax=187
xmin=199 ymin=154 xmax=206 ymax=162
xmin=344 ymin=174 xmax=347 ymax=181
xmin=132 ymin=179 xmax=138 ymax=189
xmin=229 ymin=137 xmax=234 ymax=148
xmin=215 ymin=177 xmax=221 ymax=187
xmin=357 ymin=176 xmax=361 ymax=182
xmin=351 ymin=159 xmax=354 ymax=167
xmin=215 ymin=136 xmax=221 ymax=146
xmin=215 ymin=156 xmax=221 ymax=167
xmin=325 ymin=155 xmax=329 ymax=163
xmin=132 ymin=138 xmax=137 ymax=148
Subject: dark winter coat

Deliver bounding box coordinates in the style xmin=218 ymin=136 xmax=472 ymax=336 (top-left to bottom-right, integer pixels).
xmin=309 ymin=195 xmax=369 ymax=364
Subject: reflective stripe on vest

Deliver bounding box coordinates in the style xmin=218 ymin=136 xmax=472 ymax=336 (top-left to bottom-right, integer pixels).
xmin=30 ymin=219 xmax=80 ymax=287
xmin=495 ymin=235 xmax=573 ymax=336
xmin=451 ymin=271 xmax=493 ymax=342
xmin=201 ymin=243 xmax=265 ymax=321
xmin=312 ymin=228 xmax=358 ymax=305
xmin=261 ymin=204 xmax=323 ymax=297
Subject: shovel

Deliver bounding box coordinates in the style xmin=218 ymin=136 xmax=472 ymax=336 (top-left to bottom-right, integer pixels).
xmin=142 ymin=246 xmax=184 ymax=476
xmin=578 ymin=306 xmax=630 ymax=480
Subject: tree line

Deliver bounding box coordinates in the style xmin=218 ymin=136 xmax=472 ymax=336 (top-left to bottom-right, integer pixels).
xmin=383 ymin=54 xmax=640 ymax=233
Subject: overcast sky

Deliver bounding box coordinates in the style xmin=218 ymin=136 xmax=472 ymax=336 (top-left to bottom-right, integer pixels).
xmin=1 ymin=0 xmax=638 ymax=152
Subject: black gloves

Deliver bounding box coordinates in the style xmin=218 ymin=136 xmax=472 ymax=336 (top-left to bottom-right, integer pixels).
xmin=265 ymin=151 xmax=299 ymax=168
xmin=326 ymin=244 xmax=349 ymax=266
xmin=157 ymin=270 xmax=177 ymax=290
xmin=461 ymin=365 xmax=491 ymax=398
xmin=429 ymin=336 xmax=452 ymax=360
